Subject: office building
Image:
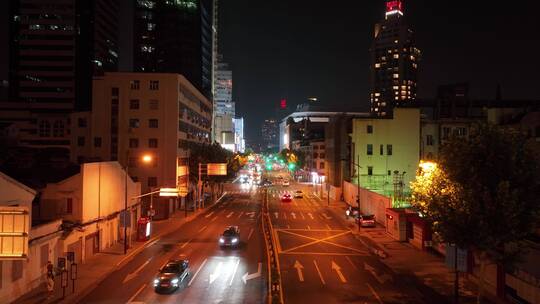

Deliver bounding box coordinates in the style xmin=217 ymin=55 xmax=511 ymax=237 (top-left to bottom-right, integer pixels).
xmin=70 ymin=72 xmax=212 ymax=218
xmin=0 ymin=0 xmax=119 ymax=149
xmin=370 ymin=0 xmax=421 ymax=117
xmin=213 ymin=56 xmax=236 ymax=148
xmin=132 ymin=0 xmax=213 ymax=99
xmin=261 ymin=118 xmax=279 ymax=153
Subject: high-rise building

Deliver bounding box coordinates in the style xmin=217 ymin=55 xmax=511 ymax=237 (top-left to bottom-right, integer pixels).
xmin=370 ymin=0 xmax=421 ymax=117
xmin=213 ymin=55 xmax=235 ymax=147
xmin=233 ymin=117 xmax=245 ymax=153
xmin=132 ymin=0 xmax=213 ymax=99
xmin=0 ymin=0 xmax=119 ymax=149
xmin=261 ymin=118 xmax=279 ymax=152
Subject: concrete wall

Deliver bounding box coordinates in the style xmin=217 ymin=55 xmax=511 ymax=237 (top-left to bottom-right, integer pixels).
xmin=342 ymin=181 xmax=391 ymax=226
xmin=0 ymin=220 xmax=62 ymax=304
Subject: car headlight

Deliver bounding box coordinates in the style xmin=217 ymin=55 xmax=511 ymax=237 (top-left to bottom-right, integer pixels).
xmin=153 ymin=279 xmax=159 ymax=285
xmin=232 ymin=238 xmax=238 ymax=243
xmin=219 ymin=238 xmax=224 ymax=243
xmin=171 ymin=278 xmax=179 ymax=284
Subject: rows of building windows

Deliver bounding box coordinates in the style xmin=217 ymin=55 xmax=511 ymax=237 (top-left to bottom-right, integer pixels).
xmin=129 ymin=99 xmax=159 ymax=110
xmin=366 ymin=144 xmax=393 ymax=156
xmin=38 ymin=120 xmax=66 ymax=138
xmin=129 ymin=80 xmax=159 ymax=90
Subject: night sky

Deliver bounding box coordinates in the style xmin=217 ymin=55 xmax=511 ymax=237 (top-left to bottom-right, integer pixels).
xmin=219 ymin=0 xmax=540 ymax=144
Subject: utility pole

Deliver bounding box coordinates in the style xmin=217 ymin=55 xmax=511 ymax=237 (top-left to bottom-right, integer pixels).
xmin=124 ymin=149 xmax=130 ymax=255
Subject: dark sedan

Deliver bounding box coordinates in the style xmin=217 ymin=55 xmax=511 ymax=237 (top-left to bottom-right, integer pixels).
xmin=153 ymin=260 xmax=190 ymax=292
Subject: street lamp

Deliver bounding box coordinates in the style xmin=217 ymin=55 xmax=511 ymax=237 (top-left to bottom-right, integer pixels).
xmin=124 ymin=152 xmax=154 ymax=255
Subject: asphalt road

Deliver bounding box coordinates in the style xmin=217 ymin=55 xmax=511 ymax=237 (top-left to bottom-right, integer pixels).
xmin=80 ymin=183 xmax=266 ymax=304
xmin=267 ymin=177 xmax=428 ymax=304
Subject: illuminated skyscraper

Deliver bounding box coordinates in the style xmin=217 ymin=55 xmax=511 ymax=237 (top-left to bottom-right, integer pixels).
xmin=370 ymin=0 xmax=421 ymax=117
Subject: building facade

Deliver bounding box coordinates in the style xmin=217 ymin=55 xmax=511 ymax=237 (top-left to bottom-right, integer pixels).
xmin=132 ymin=0 xmax=213 ymax=99
xmin=0 ymin=0 xmax=119 ymax=150
xmin=351 ymin=108 xmax=420 ymax=203
xmin=261 ymin=118 xmax=279 ymax=153
xmin=370 ymin=0 xmax=420 ymax=117
xmin=213 ymin=56 xmax=235 ymax=147
xmin=70 ymin=72 xmax=212 ymax=218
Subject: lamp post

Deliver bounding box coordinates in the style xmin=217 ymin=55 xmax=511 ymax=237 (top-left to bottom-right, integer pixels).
xmin=123 ymin=150 xmax=130 ymax=255
xmin=124 ymin=152 xmax=154 ymax=255
xmin=142 ymin=154 xmax=154 ymax=219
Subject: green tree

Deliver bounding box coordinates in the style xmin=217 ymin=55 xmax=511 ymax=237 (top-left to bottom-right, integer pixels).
xmin=410 ymin=123 xmax=540 ymax=303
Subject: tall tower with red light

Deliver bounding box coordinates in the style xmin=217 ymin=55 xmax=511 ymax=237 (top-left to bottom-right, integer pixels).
xmin=369 ymin=0 xmax=421 ymax=117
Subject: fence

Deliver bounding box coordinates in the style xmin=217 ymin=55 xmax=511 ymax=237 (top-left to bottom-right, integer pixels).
xmin=342 ymin=181 xmax=392 ymax=227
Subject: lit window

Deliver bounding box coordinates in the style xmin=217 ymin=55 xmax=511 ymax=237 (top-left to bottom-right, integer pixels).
xmin=393 ymin=54 xmax=399 ymax=59
xmin=375 ymin=63 xmax=381 ymax=68
xmin=381 ymin=102 xmax=386 ymax=106
xmin=130 ymin=80 xmax=140 ymax=90
xmin=393 ymin=74 xmax=399 ymax=79
xmin=393 ymin=86 xmax=399 ymax=90
xmin=374 ymin=93 xmax=380 ymax=97
xmin=394 ymin=40 xmax=398 ymax=44
xmin=395 ymin=96 xmax=399 ymax=100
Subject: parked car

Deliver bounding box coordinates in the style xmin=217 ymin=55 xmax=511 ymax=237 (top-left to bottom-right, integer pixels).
xmin=293 ymin=190 xmax=303 ymax=198
xmin=346 ymin=206 xmax=360 ymax=218
xmin=282 ymin=179 xmax=290 ymax=186
xmin=356 ymin=214 xmax=376 ymax=227
xmin=281 ymin=193 xmax=292 ymax=202
xmin=153 ymin=260 xmax=190 ymax=292
xmin=219 ymin=226 xmax=240 ymax=247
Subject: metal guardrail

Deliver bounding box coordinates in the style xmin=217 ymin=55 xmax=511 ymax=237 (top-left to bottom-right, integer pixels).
xmin=261 ymin=189 xmax=284 ymax=304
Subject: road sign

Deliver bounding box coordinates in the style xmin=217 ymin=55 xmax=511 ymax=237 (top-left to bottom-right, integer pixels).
xmin=207 ymin=163 xmax=227 ymax=176
xmin=159 ymin=188 xmax=178 ymax=197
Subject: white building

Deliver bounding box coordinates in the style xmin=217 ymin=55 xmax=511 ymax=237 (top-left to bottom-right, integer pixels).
xmin=40 ymin=162 xmax=141 ymax=263
xmin=213 ymin=57 xmax=236 ymax=147
xmin=233 ymin=117 xmax=245 ymax=153
xmin=0 ymin=171 xmax=62 ymax=304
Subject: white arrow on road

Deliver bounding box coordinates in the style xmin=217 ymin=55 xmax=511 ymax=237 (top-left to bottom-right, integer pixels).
xmin=123 ymin=258 xmax=151 ymax=284
xmin=242 ymin=262 xmax=262 ymax=284
xmin=226 ymin=212 xmax=234 ymax=218
xmin=307 ymin=213 xmax=314 ymax=220
xmin=331 ymin=261 xmax=347 ymax=283
xmin=364 ymin=262 xmax=391 ymax=284
xmin=209 ymin=262 xmax=223 ymax=284
xmin=274 ymin=212 xmax=279 ymax=219
xmin=300 ymin=212 xmax=305 ymax=219
xmin=293 ymin=260 xmax=304 ymax=282
xmin=291 ymin=212 xmax=296 ymax=219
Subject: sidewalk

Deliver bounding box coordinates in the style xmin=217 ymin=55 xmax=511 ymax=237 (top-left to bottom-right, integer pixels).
xmin=321 ymin=196 xmax=504 ymax=304
xmin=12 ymin=194 xmax=227 ymax=304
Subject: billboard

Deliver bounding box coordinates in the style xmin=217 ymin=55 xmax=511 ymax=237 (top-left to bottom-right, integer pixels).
xmin=207 ymin=163 xmax=227 ymax=176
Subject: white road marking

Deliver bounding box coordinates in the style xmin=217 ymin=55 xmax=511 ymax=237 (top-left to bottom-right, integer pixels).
xmin=346 ymin=256 xmax=358 ymax=270
xmin=308 ymin=213 xmax=314 ymax=220
xmin=293 ymin=260 xmax=304 ymax=282
xmin=242 ymin=262 xmax=262 ymax=284
xmin=291 ymin=212 xmax=296 ymax=219
xmin=180 ymin=238 xmax=192 ymax=249
xmin=325 ymin=224 xmax=332 ymax=230
xmin=286 ymin=224 xmax=290 ymax=229
xmin=205 ymin=211 xmax=214 ymax=218
xmin=226 ymin=212 xmax=234 ymax=218
xmin=211 ymin=216 xmax=218 ymax=222
xmin=145 ymin=238 xmax=159 ymax=248
xmin=229 ymin=258 xmax=240 ymax=286
xmin=307 ymin=225 xmax=311 ymax=230
xmin=283 ymin=213 xmax=287 ymax=220
xmin=367 ymin=282 xmax=384 ymax=304
xmin=300 ymin=212 xmax=305 ymax=220
xmin=274 ymin=212 xmax=279 ymax=219
xmin=237 ymin=211 xmax=244 ymax=218
xmin=313 ymin=260 xmax=326 ymax=285
xmin=126 ymin=283 xmax=147 ymax=303
xmin=123 ymin=258 xmax=151 ymax=284
xmin=188 ymin=258 xmax=207 ymax=286
xmin=198 ymin=225 xmax=208 ymax=233
xmin=248 ymin=228 xmax=254 ymax=241
xmin=209 ymin=262 xmax=223 ymax=284
xmin=331 ymin=260 xmax=347 ymax=283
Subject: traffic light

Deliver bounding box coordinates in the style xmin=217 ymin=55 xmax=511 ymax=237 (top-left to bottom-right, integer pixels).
xmin=288 ymin=163 xmax=296 ymax=170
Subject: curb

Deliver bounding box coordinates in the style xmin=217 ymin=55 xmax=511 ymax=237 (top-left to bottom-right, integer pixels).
xmin=65 ymin=195 xmax=228 ymax=304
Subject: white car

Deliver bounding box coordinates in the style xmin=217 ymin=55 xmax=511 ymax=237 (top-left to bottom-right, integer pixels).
xmin=282 ymin=180 xmax=290 ymax=186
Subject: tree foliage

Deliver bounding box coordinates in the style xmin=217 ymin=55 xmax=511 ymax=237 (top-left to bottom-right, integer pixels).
xmin=411 ymin=123 xmax=540 ymax=258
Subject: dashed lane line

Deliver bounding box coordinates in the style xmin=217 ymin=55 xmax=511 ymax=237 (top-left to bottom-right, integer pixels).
xmin=313 ymin=260 xmax=326 ymax=285
xmin=188 ymin=258 xmax=208 ymax=286
xmin=126 ymin=283 xmax=147 ymax=304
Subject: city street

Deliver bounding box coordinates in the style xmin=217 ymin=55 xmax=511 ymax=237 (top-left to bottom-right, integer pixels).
xmin=267 ymin=177 xmax=429 ymax=304
xmin=79 ymin=183 xmax=266 ymax=304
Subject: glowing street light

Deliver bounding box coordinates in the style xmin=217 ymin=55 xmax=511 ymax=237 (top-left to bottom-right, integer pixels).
xmin=142 ymin=154 xmax=153 ymax=164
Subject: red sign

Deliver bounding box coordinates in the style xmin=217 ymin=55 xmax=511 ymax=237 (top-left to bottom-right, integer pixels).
xmin=280 ymin=99 xmax=287 ymax=109
xmin=386 ymin=0 xmax=402 ymax=12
